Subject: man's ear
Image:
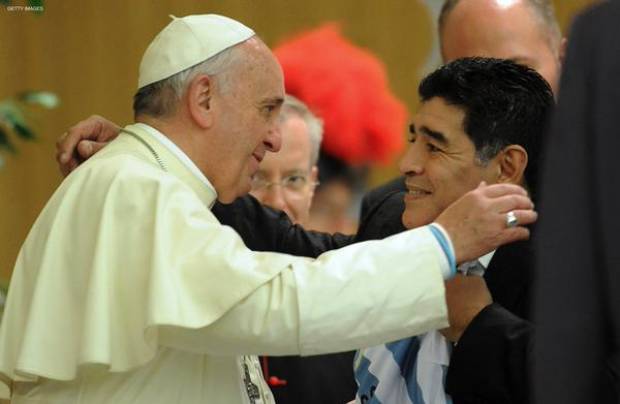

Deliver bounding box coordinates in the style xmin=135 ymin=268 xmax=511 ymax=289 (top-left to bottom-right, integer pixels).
xmin=497 ymin=145 xmax=528 ymax=185
xmin=187 ymin=74 xmax=215 ymax=129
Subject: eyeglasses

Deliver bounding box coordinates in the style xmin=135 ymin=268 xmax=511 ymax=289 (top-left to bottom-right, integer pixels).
xmin=251 ymin=173 xmax=319 ymax=194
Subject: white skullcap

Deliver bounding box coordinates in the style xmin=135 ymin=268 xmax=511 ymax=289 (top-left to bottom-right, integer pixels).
xmin=138 ymin=14 xmax=255 ymax=89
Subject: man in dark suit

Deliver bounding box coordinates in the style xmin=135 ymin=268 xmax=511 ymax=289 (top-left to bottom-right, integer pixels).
xmin=350 ymin=57 xmax=550 ymax=404
xmin=535 ymin=2 xmax=620 ymax=402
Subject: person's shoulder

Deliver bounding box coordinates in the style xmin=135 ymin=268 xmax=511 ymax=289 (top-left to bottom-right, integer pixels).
xmin=64 ymin=151 xmax=197 ymax=208
xmin=357 ymin=177 xmax=406 ymax=241
xmin=365 ymin=177 xmax=406 ymax=202
xmin=360 ymin=176 xmax=406 ymax=219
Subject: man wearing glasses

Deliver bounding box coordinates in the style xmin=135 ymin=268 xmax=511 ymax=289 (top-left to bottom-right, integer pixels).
xmin=249 ymin=95 xmax=321 ymax=227
xmin=248 ymin=95 xmax=358 ymax=404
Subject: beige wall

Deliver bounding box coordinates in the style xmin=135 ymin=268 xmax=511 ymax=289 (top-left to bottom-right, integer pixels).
xmin=0 ymin=0 xmax=594 ymax=281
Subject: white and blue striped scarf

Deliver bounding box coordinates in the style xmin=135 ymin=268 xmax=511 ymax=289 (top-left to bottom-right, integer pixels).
xmin=354 ymin=331 xmax=452 ymax=404
xmin=353 ymin=256 xmax=493 ymax=404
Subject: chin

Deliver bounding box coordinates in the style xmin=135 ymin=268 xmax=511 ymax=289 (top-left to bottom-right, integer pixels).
xmin=401 ymin=210 xmax=433 ymax=230
xmin=217 ymin=184 xmax=250 ymax=204
xmin=401 ymin=211 xmax=415 ymax=229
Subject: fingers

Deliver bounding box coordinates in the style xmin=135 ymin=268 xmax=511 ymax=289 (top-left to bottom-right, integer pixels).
xmin=58 ymin=157 xmax=78 ymax=178
xmin=478 ymin=182 xmax=528 ymax=198
xmin=55 ymin=115 xmax=120 ymax=177
xmin=56 ymin=121 xmax=96 ymax=163
xmin=76 ymin=140 xmax=107 ymax=160
xmin=55 ymin=131 xmax=78 ymax=165
xmin=490 ymin=194 xmax=534 ymax=213
xmin=496 ymin=226 xmax=531 ymax=244
xmin=509 ymin=209 xmax=538 ymax=227
xmin=491 ymin=210 xmax=538 ymax=246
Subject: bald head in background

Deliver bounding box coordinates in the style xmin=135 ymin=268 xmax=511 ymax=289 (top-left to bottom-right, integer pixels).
xmin=439 ymin=0 xmax=565 ymax=92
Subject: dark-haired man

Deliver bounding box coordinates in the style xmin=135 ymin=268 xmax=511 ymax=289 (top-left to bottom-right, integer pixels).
xmin=354 ymin=57 xmax=552 ymax=404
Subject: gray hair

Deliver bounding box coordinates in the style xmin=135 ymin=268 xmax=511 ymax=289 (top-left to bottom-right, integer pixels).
xmin=438 ymin=0 xmax=562 ymax=52
xmin=279 ymin=95 xmax=324 ymax=167
xmin=133 ymin=39 xmax=248 ymax=118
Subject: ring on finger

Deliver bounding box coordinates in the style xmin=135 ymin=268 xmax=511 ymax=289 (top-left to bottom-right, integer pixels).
xmin=505 ymin=211 xmax=518 ymax=228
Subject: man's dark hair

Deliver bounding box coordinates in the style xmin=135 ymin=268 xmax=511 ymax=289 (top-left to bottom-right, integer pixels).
xmin=418 ymin=57 xmax=554 ymax=197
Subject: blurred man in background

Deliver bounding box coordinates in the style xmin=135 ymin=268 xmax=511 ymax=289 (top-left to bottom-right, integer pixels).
xmin=250 ymin=95 xmax=359 ymax=404
xmin=439 ymin=0 xmax=564 ymax=92
xmin=249 ymin=95 xmax=320 ymax=227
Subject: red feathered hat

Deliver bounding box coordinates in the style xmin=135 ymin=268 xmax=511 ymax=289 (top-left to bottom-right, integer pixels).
xmin=274 ymin=24 xmax=407 ymax=165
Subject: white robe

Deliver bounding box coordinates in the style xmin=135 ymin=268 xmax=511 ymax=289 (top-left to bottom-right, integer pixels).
xmin=0 ymin=123 xmax=448 ymax=403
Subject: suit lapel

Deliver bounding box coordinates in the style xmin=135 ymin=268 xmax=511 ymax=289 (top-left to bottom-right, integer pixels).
xmin=484 ymin=240 xmax=534 ymax=319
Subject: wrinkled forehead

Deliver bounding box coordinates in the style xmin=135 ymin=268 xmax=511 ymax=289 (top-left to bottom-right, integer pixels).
xmin=412 ymin=98 xmax=468 ymax=142
xmin=441 ymin=0 xmax=557 ymax=59
xmin=236 ymin=39 xmax=285 ymax=90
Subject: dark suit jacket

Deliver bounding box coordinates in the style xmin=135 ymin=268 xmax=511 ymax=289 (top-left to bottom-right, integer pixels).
xmin=214 ymin=178 xmax=534 ymax=403
xmin=447 ymin=241 xmax=534 ymax=404
xmin=534 ymin=2 xmax=620 ymax=402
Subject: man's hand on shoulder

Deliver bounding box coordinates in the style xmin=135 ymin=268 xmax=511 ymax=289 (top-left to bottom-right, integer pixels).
xmin=435 ymin=182 xmax=537 ymax=264
xmin=56 ymin=115 xmax=121 ymax=177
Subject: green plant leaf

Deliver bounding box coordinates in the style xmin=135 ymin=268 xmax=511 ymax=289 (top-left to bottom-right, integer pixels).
xmin=0 ymin=126 xmax=17 ymax=153
xmin=19 ymin=91 xmax=59 ymax=109
xmin=0 ymin=101 xmax=25 ymax=128
xmin=0 ymin=0 xmax=11 ymax=6
xmin=27 ymin=0 xmax=44 ymax=15
xmin=14 ymin=122 xmax=36 ymax=140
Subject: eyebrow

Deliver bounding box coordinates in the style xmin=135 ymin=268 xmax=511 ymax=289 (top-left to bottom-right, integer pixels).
xmin=260 ymin=97 xmax=285 ymax=107
xmin=409 ymin=123 xmax=449 ymax=146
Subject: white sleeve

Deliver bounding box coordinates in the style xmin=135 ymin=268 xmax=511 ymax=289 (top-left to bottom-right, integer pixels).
xmin=160 ymin=226 xmax=448 ymax=356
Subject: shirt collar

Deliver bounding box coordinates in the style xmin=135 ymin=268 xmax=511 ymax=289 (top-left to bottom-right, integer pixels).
xmin=478 ymin=250 xmax=495 ymax=269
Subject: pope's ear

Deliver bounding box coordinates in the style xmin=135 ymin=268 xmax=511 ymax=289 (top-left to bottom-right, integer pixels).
xmin=497 ymin=145 xmax=528 ymax=185
xmin=187 ymin=74 xmax=215 ymax=129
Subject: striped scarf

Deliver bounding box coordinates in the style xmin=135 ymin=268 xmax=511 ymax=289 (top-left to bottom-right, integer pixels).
xmin=354 ymin=331 xmax=452 ymax=404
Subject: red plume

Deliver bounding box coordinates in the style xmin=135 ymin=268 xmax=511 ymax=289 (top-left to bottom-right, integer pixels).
xmin=274 ymin=24 xmax=406 ymax=165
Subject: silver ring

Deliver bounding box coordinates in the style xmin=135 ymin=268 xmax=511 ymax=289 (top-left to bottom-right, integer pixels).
xmin=505 ymin=211 xmax=518 ymax=228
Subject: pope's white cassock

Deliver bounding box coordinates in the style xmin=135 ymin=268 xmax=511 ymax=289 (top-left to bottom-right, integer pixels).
xmin=0 ymin=123 xmax=449 ymax=403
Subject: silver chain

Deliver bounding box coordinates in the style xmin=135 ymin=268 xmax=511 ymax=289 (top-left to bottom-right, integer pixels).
xmin=120 ymin=129 xmax=167 ymax=172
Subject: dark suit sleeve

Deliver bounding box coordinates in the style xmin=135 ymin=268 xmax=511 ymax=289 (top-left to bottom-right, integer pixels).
xmin=212 ymin=195 xmax=354 ymax=258
xmin=446 ymin=303 xmax=533 ymax=404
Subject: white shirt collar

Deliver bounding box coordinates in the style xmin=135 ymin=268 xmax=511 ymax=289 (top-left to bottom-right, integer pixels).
xmin=478 ymin=250 xmax=495 ymax=269
xmin=134 ymin=123 xmax=215 ymax=192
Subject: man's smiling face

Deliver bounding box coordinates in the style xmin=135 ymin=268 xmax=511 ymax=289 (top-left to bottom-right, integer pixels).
xmin=399 ymin=96 xmax=497 ymax=229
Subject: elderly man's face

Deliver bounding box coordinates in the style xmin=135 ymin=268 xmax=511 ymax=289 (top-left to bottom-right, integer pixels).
xmin=441 ymin=0 xmax=562 ymax=93
xmin=210 ymin=40 xmax=286 ymax=203
xmin=250 ymin=115 xmax=318 ymax=225
xmin=399 ymin=97 xmax=498 ymax=229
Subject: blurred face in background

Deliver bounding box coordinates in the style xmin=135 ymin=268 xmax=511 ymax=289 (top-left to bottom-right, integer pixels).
xmin=250 ymin=114 xmax=318 ymax=225
xmin=440 ymin=0 xmax=563 ymax=93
